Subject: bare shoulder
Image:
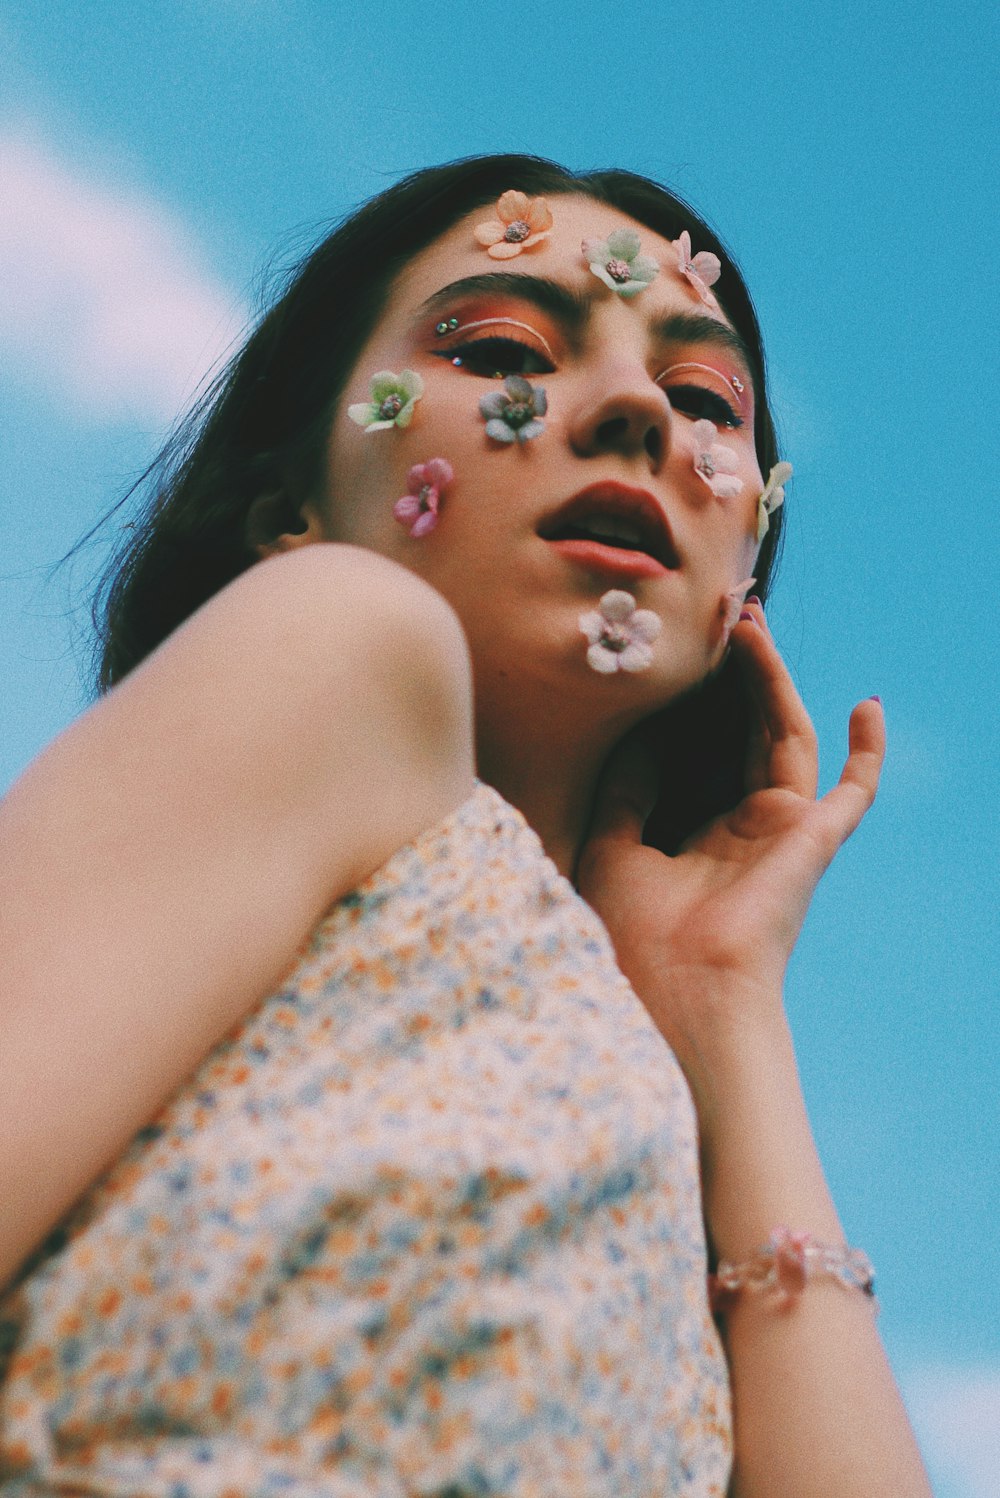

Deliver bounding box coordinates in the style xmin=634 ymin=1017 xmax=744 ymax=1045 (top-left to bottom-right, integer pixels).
xmin=0 ymin=544 xmax=475 ymax=1284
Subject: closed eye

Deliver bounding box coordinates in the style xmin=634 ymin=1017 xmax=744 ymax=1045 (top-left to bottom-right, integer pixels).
xmin=662 ymin=382 xmax=743 ymax=428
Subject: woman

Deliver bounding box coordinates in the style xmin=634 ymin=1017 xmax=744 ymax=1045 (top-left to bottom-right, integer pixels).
xmin=0 ymin=156 xmax=930 ymax=1495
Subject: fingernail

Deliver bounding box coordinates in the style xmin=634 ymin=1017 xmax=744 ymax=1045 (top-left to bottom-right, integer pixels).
xmin=739 ymin=610 xmax=755 ymax=623
xmin=747 ymin=595 xmax=763 ymax=608
xmin=869 ymin=694 xmax=882 ymax=704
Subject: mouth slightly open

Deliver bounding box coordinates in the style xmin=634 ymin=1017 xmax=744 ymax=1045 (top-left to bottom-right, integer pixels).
xmin=538 ymin=482 xmax=680 ymax=580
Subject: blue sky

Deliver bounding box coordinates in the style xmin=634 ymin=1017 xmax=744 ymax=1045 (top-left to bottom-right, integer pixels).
xmin=1 ymin=2 xmax=997 ymax=1489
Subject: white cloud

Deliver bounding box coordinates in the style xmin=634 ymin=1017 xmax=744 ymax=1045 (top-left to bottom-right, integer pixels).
xmin=900 ymin=1363 xmax=1000 ymax=1498
xmin=0 ymin=132 xmax=247 ymax=425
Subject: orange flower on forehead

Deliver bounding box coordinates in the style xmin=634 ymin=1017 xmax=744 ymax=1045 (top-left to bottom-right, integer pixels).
xmin=474 ymin=190 xmax=554 ymax=259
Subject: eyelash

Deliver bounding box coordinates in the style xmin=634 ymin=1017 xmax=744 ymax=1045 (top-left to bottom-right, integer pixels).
xmin=431 ymin=333 xmax=555 ymax=379
xmin=431 ymin=326 xmax=745 ymax=428
xmin=660 ymin=383 xmax=743 ymax=429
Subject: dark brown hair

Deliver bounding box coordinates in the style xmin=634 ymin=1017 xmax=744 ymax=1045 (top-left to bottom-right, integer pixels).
xmin=83 ymin=153 xmax=788 ymax=848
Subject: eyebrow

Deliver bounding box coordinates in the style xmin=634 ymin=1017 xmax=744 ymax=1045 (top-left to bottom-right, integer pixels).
xmin=418 ymin=274 xmax=754 ymax=374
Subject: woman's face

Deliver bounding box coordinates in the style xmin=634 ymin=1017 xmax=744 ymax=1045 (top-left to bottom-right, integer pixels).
xmin=313 ymin=194 xmax=764 ymax=714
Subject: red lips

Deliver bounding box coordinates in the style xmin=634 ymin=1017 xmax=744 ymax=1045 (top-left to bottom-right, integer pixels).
xmin=538 ymin=482 xmax=680 ymax=578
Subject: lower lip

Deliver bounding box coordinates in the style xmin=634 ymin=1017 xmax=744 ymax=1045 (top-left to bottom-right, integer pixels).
xmin=546 ymin=539 xmax=672 ymax=579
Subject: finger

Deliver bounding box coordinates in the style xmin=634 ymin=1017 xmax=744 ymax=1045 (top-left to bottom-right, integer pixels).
xmin=816 ymin=697 xmax=886 ymax=850
xmin=584 ymin=735 xmax=659 ymax=850
xmin=730 ymin=603 xmax=819 ymax=798
xmin=744 ymin=700 xmax=772 ymax=794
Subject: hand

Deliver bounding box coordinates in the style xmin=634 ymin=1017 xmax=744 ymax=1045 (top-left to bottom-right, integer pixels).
xmin=575 ymin=599 xmax=885 ymax=1120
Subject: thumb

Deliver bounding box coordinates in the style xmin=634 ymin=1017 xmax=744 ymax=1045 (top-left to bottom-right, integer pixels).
xmin=585 ymin=735 xmax=660 ymax=850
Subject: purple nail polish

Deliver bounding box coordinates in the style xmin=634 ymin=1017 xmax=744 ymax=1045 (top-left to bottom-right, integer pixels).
xmin=747 ymin=595 xmax=763 ymax=608
xmin=739 ymin=610 xmax=755 ymax=623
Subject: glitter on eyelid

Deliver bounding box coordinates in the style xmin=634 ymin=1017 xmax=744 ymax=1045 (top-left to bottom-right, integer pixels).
xmin=438 ymin=316 xmax=556 ymax=362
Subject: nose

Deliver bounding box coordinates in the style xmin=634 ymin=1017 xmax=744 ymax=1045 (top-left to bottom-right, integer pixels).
xmin=568 ymin=360 xmax=671 ymax=471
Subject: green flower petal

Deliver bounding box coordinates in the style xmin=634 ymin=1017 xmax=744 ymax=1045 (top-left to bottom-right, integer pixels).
xmin=606 ymin=227 xmax=641 ymax=259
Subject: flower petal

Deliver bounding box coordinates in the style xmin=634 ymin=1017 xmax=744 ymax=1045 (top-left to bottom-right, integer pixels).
xmin=505 ymin=375 xmax=533 ymax=401
xmin=524 ymin=197 xmax=553 ymax=231
xmin=394 ymin=402 xmax=416 ymax=428
xmin=423 ymin=458 xmax=453 ymax=488
xmin=691 ymin=251 xmax=722 ymax=286
xmin=531 ymin=388 xmax=548 ymax=416
xmin=399 ymin=370 xmax=425 ymax=399
xmin=474 ymin=221 xmax=506 ymax=246
xmin=674 ymin=231 xmax=692 ymax=265
xmin=485 ymin=419 xmax=517 ymax=443
xmin=479 ymin=392 xmax=508 ymax=419
xmin=581 ymin=237 xmax=610 ymax=263
xmin=578 ymin=610 xmax=606 ymax=643
xmin=606 ymin=227 xmax=641 ymax=259
xmin=410 ymin=509 xmax=438 ymax=537
xmin=394 ymin=495 xmax=421 ymax=523
xmin=587 ymin=644 xmax=620 ymax=673
xmin=519 ymin=231 xmax=552 ymax=250
xmin=630 ymin=256 xmax=660 ymax=282
xmin=515 ymin=419 xmax=545 ymax=441
xmin=589 ymin=265 xmax=620 ymax=292
xmin=629 ymin=609 xmax=662 ymax=644
xmin=369 ymin=371 xmax=402 ymax=401
xmin=497 ymin=190 xmax=529 ymax=222
xmin=599 ymin=589 xmax=637 ymax=623
xmin=347 ymin=402 xmax=376 ymax=427
xmin=487 ymin=240 xmax=527 ymax=259
xmin=692 ymin=419 xmax=716 ymax=448
xmin=618 ymin=642 xmax=654 ymax=672
xmin=710 ymin=473 xmax=744 ymax=500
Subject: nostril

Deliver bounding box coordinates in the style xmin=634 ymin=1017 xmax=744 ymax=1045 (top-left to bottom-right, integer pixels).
xmin=595 ymin=415 xmax=630 ymax=448
xmin=644 ymin=427 xmax=662 ymax=465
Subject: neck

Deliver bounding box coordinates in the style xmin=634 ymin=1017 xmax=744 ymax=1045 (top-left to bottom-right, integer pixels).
xmin=474 ymin=696 xmax=628 ymax=882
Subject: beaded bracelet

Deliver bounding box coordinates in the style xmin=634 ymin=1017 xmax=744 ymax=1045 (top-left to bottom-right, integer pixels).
xmin=708 ymin=1227 xmax=878 ymax=1314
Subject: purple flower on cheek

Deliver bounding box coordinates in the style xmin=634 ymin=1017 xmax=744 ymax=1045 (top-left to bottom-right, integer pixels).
xmin=393 ymin=459 xmax=453 ymax=537
xmin=479 ymin=375 xmax=547 ymax=443
xmin=692 ymin=419 xmax=743 ymax=500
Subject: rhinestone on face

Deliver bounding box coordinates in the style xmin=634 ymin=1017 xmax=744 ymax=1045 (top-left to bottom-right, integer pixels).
xmin=378 ymin=394 xmax=403 ymax=420
xmin=503 ymin=220 xmax=530 ymax=243
xmin=605 ymin=257 xmax=632 ymax=284
xmin=451 ymin=356 xmax=463 ymax=367
xmin=731 ymin=375 xmax=745 ymax=393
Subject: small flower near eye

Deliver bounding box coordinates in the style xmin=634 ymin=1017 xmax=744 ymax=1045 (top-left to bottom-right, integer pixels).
xmin=582 ymin=229 xmax=660 ymax=299
xmin=756 ymin=461 xmax=793 ymax=542
xmin=672 ymin=230 xmax=722 ymax=307
xmin=579 ymin=590 xmax=662 ymax=674
xmin=720 ymin=576 xmax=757 ymax=645
xmin=692 ymin=419 xmax=743 ymax=500
xmin=348 ymin=370 xmax=424 ymax=431
xmin=474 ymin=191 xmax=554 ymax=259
xmin=479 ymin=375 xmax=547 ymax=443
xmin=393 ymin=458 xmax=453 ymax=537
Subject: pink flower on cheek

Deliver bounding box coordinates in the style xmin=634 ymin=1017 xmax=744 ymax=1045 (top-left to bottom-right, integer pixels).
xmin=692 ymin=419 xmax=743 ymax=500
xmin=673 ymin=230 xmax=722 ymax=307
xmin=393 ymin=458 xmax=453 ymax=537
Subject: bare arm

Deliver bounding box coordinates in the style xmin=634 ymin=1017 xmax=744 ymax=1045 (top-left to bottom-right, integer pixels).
xmin=0 ymin=544 xmax=475 ymax=1288
xmin=577 ymin=600 xmax=931 ymax=1497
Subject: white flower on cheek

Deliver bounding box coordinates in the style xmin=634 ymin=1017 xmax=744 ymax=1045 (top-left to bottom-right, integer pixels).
xmin=579 ymin=590 xmax=662 ymax=674
xmin=692 ymin=419 xmax=743 ymax=500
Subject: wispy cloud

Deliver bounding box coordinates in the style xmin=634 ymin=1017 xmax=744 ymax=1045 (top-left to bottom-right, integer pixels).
xmin=901 ymin=1363 xmax=1000 ymax=1498
xmin=0 ymin=132 xmax=247 ymax=426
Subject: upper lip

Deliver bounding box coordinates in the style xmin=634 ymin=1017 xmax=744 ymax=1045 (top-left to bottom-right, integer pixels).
xmin=537 ymin=482 xmax=680 ymax=568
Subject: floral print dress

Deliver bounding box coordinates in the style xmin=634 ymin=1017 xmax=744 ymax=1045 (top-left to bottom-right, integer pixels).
xmin=0 ymin=783 xmax=731 ymax=1497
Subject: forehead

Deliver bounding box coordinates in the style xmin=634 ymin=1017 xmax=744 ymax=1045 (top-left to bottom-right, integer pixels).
xmin=386 ymin=192 xmax=736 ymax=333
